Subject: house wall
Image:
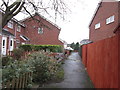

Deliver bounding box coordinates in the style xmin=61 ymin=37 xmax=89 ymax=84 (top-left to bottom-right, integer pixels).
xmin=2 ymin=21 xmax=26 ymax=55
xmin=23 ymin=15 xmax=63 ymax=45
xmin=89 ymin=2 xmax=119 ymax=42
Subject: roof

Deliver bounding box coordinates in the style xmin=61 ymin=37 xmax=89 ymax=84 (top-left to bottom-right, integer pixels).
xmin=80 ymin=39 xmax=93 ymax=45
xmin=89 ymin=0 xmax=102 ymax=27
xmin=20 ymin=12 xmax=61 ymax=30
xmin=2 ymin=29 xmax=14 ymax=36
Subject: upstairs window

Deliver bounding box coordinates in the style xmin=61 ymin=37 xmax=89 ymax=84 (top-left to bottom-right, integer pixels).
xmin=17 ymin=25 xmax=21 ymax=32
xmin=95 ymin=23 xmax=100 ymax=29
xmin=7 ymin=21 xmax=13 ymax=29
xmin=106 ymin=15 xmax=115 ymax=24
xmin=38 ymin=28 xmax=43 ymax=34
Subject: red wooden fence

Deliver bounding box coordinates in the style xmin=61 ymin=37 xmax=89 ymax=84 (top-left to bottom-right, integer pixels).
xmin=82 ymin=34 xmax=119 ymax=88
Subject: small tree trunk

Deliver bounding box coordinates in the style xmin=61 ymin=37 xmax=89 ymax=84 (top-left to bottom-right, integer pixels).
xmin=0 ymin=12 xmax=2 ymax=57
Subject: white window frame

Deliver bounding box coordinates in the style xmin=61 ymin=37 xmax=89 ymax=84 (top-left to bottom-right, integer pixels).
xmin=17 ymin=25 xmax=21 ymax=32
xmin=106 ymin=15 xmax=115 ymax=24
xmin=7 ymin=21 xmax=13 ymax=29
xmin=95 ymin=23 xmax=100 ymax=29
xmin=38 ymin=28 xmax=43 ymax=34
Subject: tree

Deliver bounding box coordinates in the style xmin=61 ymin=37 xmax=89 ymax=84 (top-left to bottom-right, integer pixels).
xmin=0 ymin=0 xmax=68 ymax=29
xmin=70 ymin=42 xmax=75 ymax=50
xmin=70 ymin=42 xmax=79 ymax=51
xmin=74 ymin=42 xmax=79 ymax=51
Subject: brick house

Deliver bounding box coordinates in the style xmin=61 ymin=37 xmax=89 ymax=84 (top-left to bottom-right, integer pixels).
xmin=21 ymin=13 xmax=63 ymax=45
xmin=1 ymin=12 xmax=63 ymax=56
xmin=89 ymin=0 xmax=120 ymax=42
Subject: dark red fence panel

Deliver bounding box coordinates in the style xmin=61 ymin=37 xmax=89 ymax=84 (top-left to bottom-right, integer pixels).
xmin=82 ymin=35 xmax=119 ymax=88
xmin=118 ymin=34 xmax=120 ymax=88
xmin=82 ymin=45 xmax=87 ymax=67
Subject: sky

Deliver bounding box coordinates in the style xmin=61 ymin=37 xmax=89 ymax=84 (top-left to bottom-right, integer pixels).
xmin=57 ymin=0 xmax=101 ymax=44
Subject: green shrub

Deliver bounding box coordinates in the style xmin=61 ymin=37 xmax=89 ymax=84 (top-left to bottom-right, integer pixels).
xmin=2 ymin=50 xmax=64 ymax=86
xmin=19 ymin=44 xmax=33 ymax=51
xmin=2 ymin=60 xmax=32 ymax=83
xmin=19 ymin=44 xmax=63 ymax=53
xmin=13 ymin=48 xmax=24 ymax=60
xmin=27 ymin=51 xmax=61 ymax=84
xmin=2 ymin=56 xmax=13 ymax=66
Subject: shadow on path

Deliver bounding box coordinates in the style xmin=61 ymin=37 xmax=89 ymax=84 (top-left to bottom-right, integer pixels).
xmin=40 ymin=52 xmax=94 ymax=88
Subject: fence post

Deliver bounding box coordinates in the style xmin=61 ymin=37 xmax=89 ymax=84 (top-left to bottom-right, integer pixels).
xmin=15 ymin=78 xmax=19 ymax=88
xmin=22 ymin=74 xmax=25 ymax=88
xmin=19 ymin=76 xmax=22 ymax=88
xmin=11 ymin=78 xmax=15 ymax=88
xmin=6 ymin=80 xmax=11 ymax=88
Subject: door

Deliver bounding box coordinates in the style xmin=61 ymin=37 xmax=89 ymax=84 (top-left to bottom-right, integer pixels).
xmin=9 ymin=38 xmax=14 ymax=51
xmin=2 ymin=37 xmax=7 ymax=55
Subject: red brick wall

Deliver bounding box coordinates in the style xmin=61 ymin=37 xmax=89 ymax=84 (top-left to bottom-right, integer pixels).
xmin=23 ymin=15 xmax=63 ymax=46
xmin=82 ymin=35 xmax=119 ymax=88
xmin=89 ymin=2 xmax=119 ymax=42
xmin=3 ymin=20 xmax=27 ymax=47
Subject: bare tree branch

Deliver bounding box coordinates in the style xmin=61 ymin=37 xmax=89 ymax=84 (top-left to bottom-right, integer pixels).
xmin=2 ymin=0 xmax=8 ymax=8
xmin=13 ymin=1 xmax=25 ymax=16
xmin=1 ymin=0 xmax=69 ymax=28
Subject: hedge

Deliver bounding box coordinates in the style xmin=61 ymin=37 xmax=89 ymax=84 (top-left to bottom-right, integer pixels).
xmin=19 ymin=44 xmax=63 ymax=53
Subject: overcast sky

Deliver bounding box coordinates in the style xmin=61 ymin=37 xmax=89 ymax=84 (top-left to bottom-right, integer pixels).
xmin=57 ymin=0 xmax=101 ymax=44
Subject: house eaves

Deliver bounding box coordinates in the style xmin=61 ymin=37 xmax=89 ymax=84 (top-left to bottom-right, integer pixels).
xmin=2 ymin=29 xmax=14 ymax=36
xmin=20 ymin=12 xmax=61 ymax=30
xmin=89 ymin=0 xmax=102 ymax=27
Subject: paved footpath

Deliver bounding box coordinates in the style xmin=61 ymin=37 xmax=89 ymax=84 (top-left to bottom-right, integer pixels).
xmin=40 ymin=52 xmax=94 ymax=88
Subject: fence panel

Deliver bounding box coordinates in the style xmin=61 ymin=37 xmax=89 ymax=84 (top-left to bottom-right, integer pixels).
xmin=82 ymin=35 xmax=119 ymax=88
xmin=118 ymin=34 xmax=120 ymax=88
xmin=82 ymin=45 xmax=87 ymax=67
xmin=2 ymin=72 xmax=32 ymax=88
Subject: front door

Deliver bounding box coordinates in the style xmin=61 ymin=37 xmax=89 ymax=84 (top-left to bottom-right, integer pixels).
xmin=2 ymin=37 xmax=7 ymax=56
xmin=9 ymin=38 xmax=14 ymax=51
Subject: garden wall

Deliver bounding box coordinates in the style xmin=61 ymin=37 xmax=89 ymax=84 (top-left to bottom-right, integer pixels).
xmin=82 ymin=34 xmax=119 ymax=88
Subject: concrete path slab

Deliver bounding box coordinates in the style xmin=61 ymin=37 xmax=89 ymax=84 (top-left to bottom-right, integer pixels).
xmin=40 ymin=52 xmax=94 ymax=88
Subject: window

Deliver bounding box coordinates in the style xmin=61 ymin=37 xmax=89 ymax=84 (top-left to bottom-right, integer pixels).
xmin=10 ymin=40 xmax=12 ymax=46
xmin=7 ymin=21 xmax=13 ymax=29
xmin=95 ymin=23 xmax=100 ymax=29
xmin=38 ymin=28 xmax=43 ymax=34
xmin=106 ymin=15 xmax=115 ymax=24
xmin=9 ymin=38 xmax=14 ymax=51
xmin=17 ymin=25 xmax=21 ymax=32
xmin=3 ymin=40 xmax=5 ymax=46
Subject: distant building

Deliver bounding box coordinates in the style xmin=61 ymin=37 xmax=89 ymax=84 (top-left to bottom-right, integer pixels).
xmin=80 ymin=39 xmax=93 ymax=45
xmin=89 ymin=0 xmax=120 ymax=42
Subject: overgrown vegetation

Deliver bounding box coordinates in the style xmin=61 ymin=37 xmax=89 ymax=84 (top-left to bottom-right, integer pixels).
xmin=12 ymin=48 xmax=24 ymax=60
xmin=2 ymin=50 xmax=64 ymax=87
